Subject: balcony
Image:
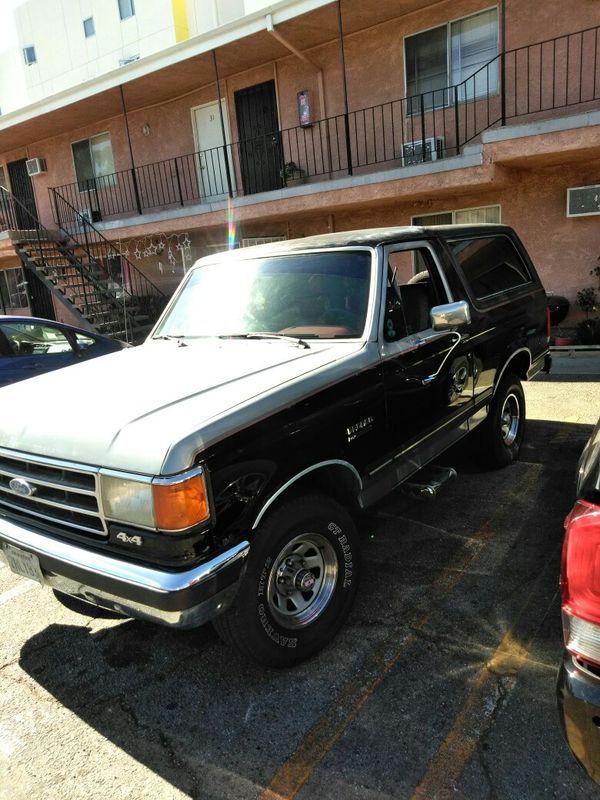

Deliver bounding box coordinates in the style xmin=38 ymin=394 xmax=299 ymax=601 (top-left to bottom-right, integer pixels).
xmin=35 ymin=24 xmax=600 ymax=228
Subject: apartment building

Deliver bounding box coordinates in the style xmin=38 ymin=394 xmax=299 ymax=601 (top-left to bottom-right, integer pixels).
xmin=0 ymin=0 xmax=598 ymax=340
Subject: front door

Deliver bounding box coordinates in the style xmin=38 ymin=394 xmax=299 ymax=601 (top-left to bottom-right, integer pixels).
xmin=380 ymin=242 xmax=474 ymax=469
xmin=7 ymin=159 xmax=38 ymax=228
xmin=234 ymin=80 xmax=282 ymax=195
xmin=192 ymin=100 xmax=235 ymax=200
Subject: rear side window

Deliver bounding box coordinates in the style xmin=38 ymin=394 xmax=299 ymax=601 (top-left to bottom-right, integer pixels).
xmin=448 ymin=235 xmax=532 ymax=302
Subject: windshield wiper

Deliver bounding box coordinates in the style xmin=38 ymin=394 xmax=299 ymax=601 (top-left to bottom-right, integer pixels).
xmin=219 ymin=332 xmax=310 ymax=349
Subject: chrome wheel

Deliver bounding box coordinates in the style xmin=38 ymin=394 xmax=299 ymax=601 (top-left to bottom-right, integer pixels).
xmin=500 ymin=392 xmax=520 ymax=446
xmin=266 ymin=533 xmax=338 ymax=629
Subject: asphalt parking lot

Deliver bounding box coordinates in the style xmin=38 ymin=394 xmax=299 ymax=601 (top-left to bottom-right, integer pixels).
xmin=1 ymin=352 xmax=599 ymax=800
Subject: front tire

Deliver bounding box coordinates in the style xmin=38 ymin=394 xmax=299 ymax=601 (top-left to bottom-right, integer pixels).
xmin=479 ymin=372 xmax=525 ymax=467
xmin=213 ymin=493 xmax=360 ymax=667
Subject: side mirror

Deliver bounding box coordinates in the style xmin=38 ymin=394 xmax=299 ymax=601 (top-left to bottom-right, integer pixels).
xmin=431 ymin=300 xmax=471 ymax=331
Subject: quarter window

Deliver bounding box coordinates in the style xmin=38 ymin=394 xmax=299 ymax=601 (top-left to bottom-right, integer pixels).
xmin=448 ymin=235 xmax=532 ymax=301
xmin=405 ymin=8 xmax=498 ymax=110
xmin=72 ymin=133 xmax=116 ymax=191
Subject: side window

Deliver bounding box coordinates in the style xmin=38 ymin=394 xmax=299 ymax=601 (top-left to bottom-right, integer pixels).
xmin=384 ymin=247 xmax=445 ymax=342
xmin=74 ymin=333 xmax=96 ymax=349
xmin=448 ymin=235 xmax=532 ymax=301
xmin=2 ymin=323 xmax=73 ymax=356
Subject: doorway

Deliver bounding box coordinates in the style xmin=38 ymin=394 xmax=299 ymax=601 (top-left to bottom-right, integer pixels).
xmin=25 ymin=267 xmax=55 ymax=320
xmin=234 ymin=80 xmax=282 ymax=195
xmin=191 ymin=99 xmax=235 ymax=200
xmin=7 ymin=159 xmax=38 ymax=228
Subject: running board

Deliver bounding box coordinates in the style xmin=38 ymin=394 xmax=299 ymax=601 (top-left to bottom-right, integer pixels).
xmin=401 ymin=465 xmax=457 ymax=499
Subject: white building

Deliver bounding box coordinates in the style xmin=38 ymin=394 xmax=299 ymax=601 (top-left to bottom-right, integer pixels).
xmin=0 ymin=0 xmax=265 ymax=114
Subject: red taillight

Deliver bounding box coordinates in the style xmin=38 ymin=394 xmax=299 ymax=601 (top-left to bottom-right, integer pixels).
xmin=561 ymin=500 xmax=600 ymax=664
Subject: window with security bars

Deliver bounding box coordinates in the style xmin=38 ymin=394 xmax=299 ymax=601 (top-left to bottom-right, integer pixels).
xmin=0 ymin=268 xmax=28 ymax=312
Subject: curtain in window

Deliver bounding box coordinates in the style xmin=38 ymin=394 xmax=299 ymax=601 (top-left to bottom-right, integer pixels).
xmin=451 ymin=9 xmax=498 ymax=98
xmin=412 ymin=212 xmax=453 ymax=226
xmin=72 ymin=134 xmax=116 ymax=191
xmin=454 ymin=206 xmax=500 ymax=224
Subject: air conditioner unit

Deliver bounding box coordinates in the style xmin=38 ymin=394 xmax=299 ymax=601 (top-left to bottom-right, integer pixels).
xmin=567 ymin=185 xmax=600 ymax=218
xmin=80 ymin=208 xmax=102 ymax=223
xmin=402 ymin=137 xmax=445 ymax=167
xmin=25 ymin=157 xmax=47 ymax=176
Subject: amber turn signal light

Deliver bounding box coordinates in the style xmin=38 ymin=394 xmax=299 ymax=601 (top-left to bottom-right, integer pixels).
xmin=152 ymin=472 xmax=209 ymax=531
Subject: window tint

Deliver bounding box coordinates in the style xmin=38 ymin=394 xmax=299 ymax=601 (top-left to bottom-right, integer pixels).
xmin=1 ymin=323 xmax=73 ymax=356
xmin=448 ymin=235 xmax=532 ymax=300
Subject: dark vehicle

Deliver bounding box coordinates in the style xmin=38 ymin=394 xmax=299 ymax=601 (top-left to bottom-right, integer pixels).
xmin=557 ymin=417 xmax=600 ymax=783
xmin=0 ymin=315 xmax=126 ymax=387
xmin=0 ymin=225 xmax=551 ymax=666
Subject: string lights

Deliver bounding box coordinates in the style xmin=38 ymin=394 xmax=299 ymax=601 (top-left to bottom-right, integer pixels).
xmin=120 ymin=232 xmax=192 ymax=272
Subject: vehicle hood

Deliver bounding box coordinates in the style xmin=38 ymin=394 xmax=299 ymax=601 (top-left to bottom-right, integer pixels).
xmin=0 ymin=338 xmax=371 ymax=474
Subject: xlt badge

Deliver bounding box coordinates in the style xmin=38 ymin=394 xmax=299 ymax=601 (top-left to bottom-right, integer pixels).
xmin=346 ymin=416 xmax=374 ymax=442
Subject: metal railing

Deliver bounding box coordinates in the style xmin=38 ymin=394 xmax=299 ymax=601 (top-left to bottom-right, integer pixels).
xmin=49 ymin=190 xmax=167 ymax=341
xmin=48 ymin=24 xmax=599 ymax=222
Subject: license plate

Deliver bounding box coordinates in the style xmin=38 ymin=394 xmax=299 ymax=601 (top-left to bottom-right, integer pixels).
xmin=3 ymin=544 xmax=45 ymax=584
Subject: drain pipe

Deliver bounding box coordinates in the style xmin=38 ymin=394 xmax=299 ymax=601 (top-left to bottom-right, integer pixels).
xmin=265 ymin=14 xmax=326 ymax=124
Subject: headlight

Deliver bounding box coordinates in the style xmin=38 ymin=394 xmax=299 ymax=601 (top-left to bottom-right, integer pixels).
xmin=100 ymin=467 xmax=210 ymax=532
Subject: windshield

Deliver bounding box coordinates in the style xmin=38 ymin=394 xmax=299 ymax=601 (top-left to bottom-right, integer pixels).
xmin=153 ymin=251 xmax=372 ymax=340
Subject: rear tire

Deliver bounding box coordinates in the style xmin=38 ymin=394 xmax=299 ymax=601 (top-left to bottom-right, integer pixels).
xmin=477 ymin=372 xmax=525 ymax=467
xmin=213 ymin=493 xmax=360 ymax=667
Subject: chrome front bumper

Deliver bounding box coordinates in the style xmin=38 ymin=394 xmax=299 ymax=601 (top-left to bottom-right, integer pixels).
xmin=0 ymin=514 xmax=249 ymax=628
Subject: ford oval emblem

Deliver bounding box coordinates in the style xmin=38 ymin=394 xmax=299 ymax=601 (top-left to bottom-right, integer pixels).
xmin=8 ymin=478 xmax=36 ymax=497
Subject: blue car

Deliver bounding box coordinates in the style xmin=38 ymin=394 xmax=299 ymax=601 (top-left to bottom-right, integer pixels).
xmin=0 ymin=316 xmax=126 ymax=387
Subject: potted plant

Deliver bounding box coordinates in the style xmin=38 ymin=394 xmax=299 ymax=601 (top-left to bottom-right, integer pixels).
xmin=575 ymin=257 xmax=600 ymax=345
xmin=281 ymin=161 xmax=305 ymax=187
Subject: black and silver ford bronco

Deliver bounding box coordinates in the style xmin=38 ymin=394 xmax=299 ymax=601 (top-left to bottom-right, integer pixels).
xmin=0 ymin=225 xmax=551 ymax=666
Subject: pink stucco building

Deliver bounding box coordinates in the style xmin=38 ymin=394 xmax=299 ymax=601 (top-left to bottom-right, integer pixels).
xmin=0 ymin=0 xmax=598 ymax=339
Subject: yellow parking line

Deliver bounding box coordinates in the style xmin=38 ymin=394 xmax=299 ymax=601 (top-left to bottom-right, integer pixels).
xmin=260 ymin=466 xmax=541 ymax=800
xmin=410 ymin=551 xmax=560 ymax=800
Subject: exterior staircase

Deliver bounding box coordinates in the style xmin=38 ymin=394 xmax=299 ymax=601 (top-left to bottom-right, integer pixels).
xmin=2 ymin=189 xmax=167 ymax=344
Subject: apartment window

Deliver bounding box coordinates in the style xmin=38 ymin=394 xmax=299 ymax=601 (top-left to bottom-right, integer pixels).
xmin=0 ymin=268 xmax=28 ymax=312
xmin=83 ymin=17 xmax=95 ymax=37
xmin=118 ymin=0 xmax=135 ymax=20
xmin=23 ymin=46 xmax=37 ymax=65
xmin=412 ymin=205 xmax=500 ymax=226
xmin=405 ymin=8 xmax=498 ymax=109
xmin=72 ymin=133 xmax=116 ymax=191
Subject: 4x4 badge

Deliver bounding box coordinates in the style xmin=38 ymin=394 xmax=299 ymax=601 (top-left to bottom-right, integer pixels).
xmin=9 ymin=478 xmax=36 ymax=497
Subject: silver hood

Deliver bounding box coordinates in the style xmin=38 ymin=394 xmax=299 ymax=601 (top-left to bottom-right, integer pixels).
xmin=0 ymin=338 xmax=371 ymax=474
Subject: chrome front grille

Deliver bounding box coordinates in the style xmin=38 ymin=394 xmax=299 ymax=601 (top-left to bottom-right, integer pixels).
xmin=0 ymin=450 xmax=106 ymax=537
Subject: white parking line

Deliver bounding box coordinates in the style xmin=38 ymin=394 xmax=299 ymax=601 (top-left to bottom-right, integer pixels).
xmin=0 ymin=581 xmax=37 ymax=606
